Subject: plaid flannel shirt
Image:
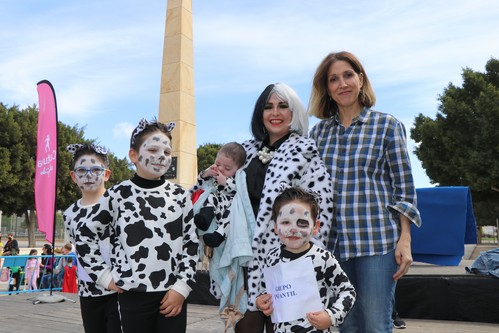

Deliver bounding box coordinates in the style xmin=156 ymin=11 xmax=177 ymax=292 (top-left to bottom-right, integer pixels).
xmin=310 ymin=108 xmax=422 ymax=261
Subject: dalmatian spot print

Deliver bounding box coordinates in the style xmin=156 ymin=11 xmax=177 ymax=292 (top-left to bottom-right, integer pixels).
xmin=240 ymin=133 xmax=334 ymax=311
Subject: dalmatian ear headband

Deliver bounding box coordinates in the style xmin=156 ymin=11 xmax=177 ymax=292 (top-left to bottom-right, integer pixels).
xmin=66 ymin=143 xmax=109 ymax=165
xmin=130 ymin=118 xmax=176 ymax=147
xmin=166 ymin=122 xmax=175 ymax=132
xmin=66 ymin=143 xmax=108 ymax=156
xmin=278 ymin=182 xmax=323 ymax=206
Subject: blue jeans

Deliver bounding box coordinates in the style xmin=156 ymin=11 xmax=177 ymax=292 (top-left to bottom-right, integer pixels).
xmin=41 ymin=273 xmax=52 ymax=289
xmin=54 ymin=269 xmax=64 ymax=288
xmin=337 ymin=250 xmax=397 ymax=333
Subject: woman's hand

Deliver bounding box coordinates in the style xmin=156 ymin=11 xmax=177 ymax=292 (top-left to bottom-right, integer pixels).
xmin=393 ymin=214 xmax=413 ymax=281
xmin=256 ymin=293 xmax=274 ymax=316
xmin=306 ymin=310 xmax=332 ymax=330
xmin=160 ymin=289 xmax=185 ymax=317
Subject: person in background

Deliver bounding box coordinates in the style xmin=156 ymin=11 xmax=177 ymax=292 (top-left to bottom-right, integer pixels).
xmin=0 ymin=233 xmax=3 ymax=268
xmin=62 ymin=256 xmax=78 ymax=294
xmin=235 ymin=83 xmax=335 ymax=333
xmin=40 ymin=244 xmax=56 ymax=289
xmin=256 ymin=186 xmax=355 ymax=333
xmin=8 ymin=265 xmax=22 ymax=294
xmin=392 ymin=296 xmax=406 ymax=329
xmin=25 ymin=249 xmax=40 ymax=291
xmin=54 ymin=243 xmax=77 ymax=288
xmin=308 ymin=51 xmax=422 ymax=333
xmin=63 ymin=142 xmax=121 ymax=333
xmin=3 ymin=236 xmax=22 ymax=295
xmin=2 ymin=233 xmax=19 ymax=256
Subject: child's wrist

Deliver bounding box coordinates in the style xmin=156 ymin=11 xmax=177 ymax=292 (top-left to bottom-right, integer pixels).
xmin=200 ymin=169 xmax=209 ymax=179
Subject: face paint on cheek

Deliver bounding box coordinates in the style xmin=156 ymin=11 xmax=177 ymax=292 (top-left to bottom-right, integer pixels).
xmin=75 ymin=172 xmax=104 ymax=191
xmin=93 ymin=174 xmax=104 ymax=187
xmin=164 ymin=156 xmax=172 ymax=170
xmin=276 ymin=202 xmax=315 ymax=249
xmin=136 ymin=133 xmax=172 ymax=177
xmin=277 ymin=225 xmax=308 ymax=244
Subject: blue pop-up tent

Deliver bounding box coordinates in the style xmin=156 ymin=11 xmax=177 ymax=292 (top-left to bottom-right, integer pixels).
xmin=411 ymin=186 xmax=478 ymax=266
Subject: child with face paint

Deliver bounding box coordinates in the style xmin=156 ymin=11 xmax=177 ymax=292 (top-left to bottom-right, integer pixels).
xmin=77 ymin=119 xmax=198 ymax=333
xmin=255 ymin=186 xmax=356 ymax=333
xmin=191 ymin=142 xmax=246 ymax=248
xmin=63 ymin=143 xmax=122 ymax=333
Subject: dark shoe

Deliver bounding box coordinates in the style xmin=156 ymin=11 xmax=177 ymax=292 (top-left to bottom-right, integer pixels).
xmin=203 ymin=232 xmax=225 ymax=247
xmin=393 ymin=313 xmax=406 ymax=329
xmin=194 ymin=207 xmax=215 ymax=231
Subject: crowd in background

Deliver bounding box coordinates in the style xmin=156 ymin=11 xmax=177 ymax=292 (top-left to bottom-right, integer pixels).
xmin=1 ymin=235 xmax=78 ymax=294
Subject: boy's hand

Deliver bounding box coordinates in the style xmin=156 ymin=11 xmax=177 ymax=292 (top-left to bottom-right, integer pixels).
xmin=107 ymin=280 xmax=124 ymax=293
xmin=256 ymin=293 xmax=273 ymax=316
xmin=160 ymin=289 xmax=185 ymax=317
xmin=306 ymin=310 xmax=332 ymax=330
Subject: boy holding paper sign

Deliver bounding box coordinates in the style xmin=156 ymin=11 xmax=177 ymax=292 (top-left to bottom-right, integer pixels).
xmin=256 ymin=186 xmax=356 ymax=332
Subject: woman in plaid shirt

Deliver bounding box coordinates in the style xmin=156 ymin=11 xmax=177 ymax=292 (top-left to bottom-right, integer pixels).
xmin=309 ymin=51 xmax=422 ymax=333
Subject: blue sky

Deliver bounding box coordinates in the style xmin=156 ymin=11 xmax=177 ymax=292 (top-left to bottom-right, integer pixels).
xmin=1 ymin=0 xmax=498 ymax=188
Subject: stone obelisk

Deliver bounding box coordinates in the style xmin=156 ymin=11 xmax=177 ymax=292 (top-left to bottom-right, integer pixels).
xmin=159 ymin=0 xmax=196 ymax=188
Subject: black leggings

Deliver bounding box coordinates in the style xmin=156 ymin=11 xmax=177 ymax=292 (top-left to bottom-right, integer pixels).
xmin=118 ymin=291 xmax=187 ymax=333
xmin=8 ymin=271 xmax=21 ymax=293
xmin=80 ymin=293 xmax=121 ymax=333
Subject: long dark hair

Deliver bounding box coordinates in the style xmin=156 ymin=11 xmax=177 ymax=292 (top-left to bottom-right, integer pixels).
xmin=250 ymin=84 xmax=275 ymax=141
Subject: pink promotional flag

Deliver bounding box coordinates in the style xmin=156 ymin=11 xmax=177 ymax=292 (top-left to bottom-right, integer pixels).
xmin=35 ymin=80 xmax=59 ymax=244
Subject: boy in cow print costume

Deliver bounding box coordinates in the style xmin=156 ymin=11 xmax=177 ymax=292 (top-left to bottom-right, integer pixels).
xmin=256 ymin=186 xmax=356 ymax=333
xmin=63 ymin=143 xmax=121 ymax=333
xmin=74 ymin=119 xmax=198 ymax=333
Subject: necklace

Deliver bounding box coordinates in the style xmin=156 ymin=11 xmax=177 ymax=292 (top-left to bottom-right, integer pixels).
xmin=257 ymin=146 xmax=274 ymax=164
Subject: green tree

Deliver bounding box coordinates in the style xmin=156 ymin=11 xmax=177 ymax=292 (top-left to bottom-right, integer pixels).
xmin=108 ymin=154 xmax=134 ymax=186
xmin=0 ymin=104 xmax=20 ymax=206
xmin=0 ymin=104 xmax=37 ymax=216
xmin=197 ymin=143 xmax=222 ymax=173
xmin=411 ymin=58 xmax=499 ymax=226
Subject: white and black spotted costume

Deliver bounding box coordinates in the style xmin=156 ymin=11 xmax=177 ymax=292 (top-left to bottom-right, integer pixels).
xmin=75 ymin=179 xmax=198 ymax=297
xmin=261 ymin=244 xmax=356 ymax=333
xmin=241 ymin=133 xmax=335 ymax=311
xmin=63 ymin=200 xmax=116 ymax=298
xmin=190 ymin=175 xmax=237 ymax=238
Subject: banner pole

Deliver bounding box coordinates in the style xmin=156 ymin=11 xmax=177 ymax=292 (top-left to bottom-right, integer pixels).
xmin=49 ymin=83 xmax=59 ymax=297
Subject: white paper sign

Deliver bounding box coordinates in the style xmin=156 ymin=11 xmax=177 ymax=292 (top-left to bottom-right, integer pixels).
xmin=263 ymin=256 xmax=323 ymax=323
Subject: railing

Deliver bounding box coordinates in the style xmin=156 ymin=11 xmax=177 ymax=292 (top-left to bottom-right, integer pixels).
xmin=477 ymin=225 xmax=499 ymax=245
xmin=0 ymin=254 xmax=74 ymax=295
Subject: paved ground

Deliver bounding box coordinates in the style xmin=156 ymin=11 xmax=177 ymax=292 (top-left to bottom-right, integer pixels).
xmin=1 ymin=292 xmax=499 ymax=333
xmin=1 ymin=241 xmax=497 ymax=332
